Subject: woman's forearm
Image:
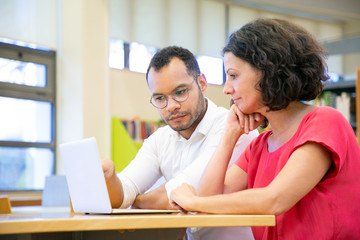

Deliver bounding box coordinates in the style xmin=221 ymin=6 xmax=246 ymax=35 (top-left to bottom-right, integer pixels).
xmin=198 ymin=129 xmax=242 ymax=196
xmin=191 ymin=187 xmax=275 ymax=215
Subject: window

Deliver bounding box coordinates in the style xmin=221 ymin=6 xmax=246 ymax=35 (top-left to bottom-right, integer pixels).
xmin=0 ymin=41 xmax=56 ymax=191
xmin=109 ymin=39 xmax=125 ymax=70
xmin=129 ymin=42 xmax=157 ymax=74
xmin=108 ymin=40 xmax=225 ymax=86
xmin=327 ymin=72 xmax=341 ymax=83
xmin=196 ymin=56 xmax=224 ymax=85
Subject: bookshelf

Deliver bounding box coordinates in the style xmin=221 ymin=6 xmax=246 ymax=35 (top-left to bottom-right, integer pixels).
xmin=111 ymin=117 xmax=164 ymax=172
xmin=323 ymin=80 xmax=356 ymax=93
xmin=317 ymin=78 xmax=357 ymax=133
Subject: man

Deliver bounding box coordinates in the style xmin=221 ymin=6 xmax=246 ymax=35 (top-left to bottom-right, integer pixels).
xmin=102 ymin=46 xmax=258 ymax=240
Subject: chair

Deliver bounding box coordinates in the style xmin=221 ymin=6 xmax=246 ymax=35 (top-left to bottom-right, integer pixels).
xmin=42 ymin=175 xmax=70 ymax=207
xmin=0 ymin=195 xmax=11 ymax=213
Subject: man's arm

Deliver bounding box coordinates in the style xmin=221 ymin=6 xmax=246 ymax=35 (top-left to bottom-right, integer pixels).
xmin=133 ymin=182 xmax=173 ymax=210
xmin=101 ymin=158 xmax=124 ymax=208
xmin=103 ymin=130 xmax=164 ymax=209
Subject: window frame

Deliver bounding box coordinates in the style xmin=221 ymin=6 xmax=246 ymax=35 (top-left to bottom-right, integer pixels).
xmin=0 ymin=42 xmax=56 ymax=190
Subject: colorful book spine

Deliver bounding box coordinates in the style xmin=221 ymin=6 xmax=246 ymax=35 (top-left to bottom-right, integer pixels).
xmin=121 ymin=119 xmax=163 ymax=142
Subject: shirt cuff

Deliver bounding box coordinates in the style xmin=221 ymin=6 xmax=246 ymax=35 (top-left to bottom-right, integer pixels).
xmin=117 ymin=173 xmax=140 ymax=209
xmin=164 ymin=178 xmax=183 ymax=199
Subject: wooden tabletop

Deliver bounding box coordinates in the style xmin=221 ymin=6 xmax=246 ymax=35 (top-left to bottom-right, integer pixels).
xmin=0 ymin=206 xmax=275 ymax=235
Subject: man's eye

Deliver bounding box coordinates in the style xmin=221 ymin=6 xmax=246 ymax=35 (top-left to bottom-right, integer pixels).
xmin=174 ymin=89 xmax=186 ymax=96
xmin=155 ymin=96 xmax=166 ymax=102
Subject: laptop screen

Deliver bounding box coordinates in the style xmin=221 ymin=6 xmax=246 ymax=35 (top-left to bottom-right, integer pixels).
xmin=60 ymin=137 xmax=112 ymax=213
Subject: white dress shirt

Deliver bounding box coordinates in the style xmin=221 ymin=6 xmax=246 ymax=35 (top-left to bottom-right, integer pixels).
xmin=117 ymin=98 xmax=258 ymax=240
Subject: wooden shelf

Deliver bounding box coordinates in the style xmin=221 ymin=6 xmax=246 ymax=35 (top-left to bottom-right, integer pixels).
xmin=10 ymin=197 xmax=42 ymax=206
xmin=323 ymin=80 xmax=356 ymax=92
xmin=0 ymin=191 xmax=42 ymax=207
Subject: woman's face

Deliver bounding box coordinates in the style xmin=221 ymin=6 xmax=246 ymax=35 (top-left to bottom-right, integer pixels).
xmin=223 ymin=52 xmax=263 ymax=114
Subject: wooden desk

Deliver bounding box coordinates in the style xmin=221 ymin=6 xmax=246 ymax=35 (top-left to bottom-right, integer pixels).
xmin=0 ymin=206 xmax=275 ymax=239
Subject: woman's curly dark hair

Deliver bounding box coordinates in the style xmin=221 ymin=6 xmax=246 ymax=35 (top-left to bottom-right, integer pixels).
xmin=223 ymin=18 xmax=329 ymax=113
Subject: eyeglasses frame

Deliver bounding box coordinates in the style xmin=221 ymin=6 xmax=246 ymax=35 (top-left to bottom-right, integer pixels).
xmin=149 ymin=78 xmax=198 ymax=109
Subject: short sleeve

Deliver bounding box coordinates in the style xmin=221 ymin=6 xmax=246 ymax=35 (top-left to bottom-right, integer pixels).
xmin=235 ymin=148 xmax=250 ymax=173
xmin=291 ymin=107 xmax=354 ymax=172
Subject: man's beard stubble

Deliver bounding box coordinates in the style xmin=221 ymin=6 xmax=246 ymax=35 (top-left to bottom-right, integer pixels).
xmin=164 ymin=92 xmax=206 ymax=132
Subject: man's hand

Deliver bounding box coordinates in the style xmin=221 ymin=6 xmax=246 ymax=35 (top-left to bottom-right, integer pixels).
xmin=101 ymin=158 xmax=116 ymax=183
xmin=133 ymin=183 xmax=174 ymax=210
xmin=101 ymin=158 xmax=124 ymax=208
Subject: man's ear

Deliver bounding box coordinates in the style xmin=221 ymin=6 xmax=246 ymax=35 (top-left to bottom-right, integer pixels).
xmin=197 ymin=73 xmax=207 ymax=93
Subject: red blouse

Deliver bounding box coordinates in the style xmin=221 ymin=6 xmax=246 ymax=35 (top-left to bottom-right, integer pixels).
xmin=236 ymin=107 xmax=360 ymax=240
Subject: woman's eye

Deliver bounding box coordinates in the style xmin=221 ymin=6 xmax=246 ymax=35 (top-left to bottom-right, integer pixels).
xmin=226 ymin=74 xmax=236 ymax=81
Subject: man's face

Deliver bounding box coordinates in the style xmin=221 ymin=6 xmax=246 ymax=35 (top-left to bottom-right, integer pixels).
xmin=147 ymin=58 xmax=207 ymax=138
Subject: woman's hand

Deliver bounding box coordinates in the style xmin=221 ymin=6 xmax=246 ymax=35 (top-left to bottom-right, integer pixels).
xmin=169 ymin=183 xmax=198 ymax=212
xmin=227 ymin=104 xmax=263 ymax=136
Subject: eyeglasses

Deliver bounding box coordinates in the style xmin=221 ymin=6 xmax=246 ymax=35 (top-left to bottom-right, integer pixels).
xmin=150 ymin=80 xmax=196 ymax=109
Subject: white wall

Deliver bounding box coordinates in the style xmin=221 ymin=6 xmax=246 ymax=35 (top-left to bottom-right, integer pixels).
xmin=110 ymin=69 xmax=232 ymax=120
xmin=0 ymin=0 xmax=57 ymax=49
xmin=56 ymin=0 xmax=111 ymax=171
xmin=110 ymin=69 xmax=157 ymax=120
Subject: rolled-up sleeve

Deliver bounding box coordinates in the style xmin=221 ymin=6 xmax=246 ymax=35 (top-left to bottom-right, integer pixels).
xmin=117 ymin=132 xmax=162 ymax=208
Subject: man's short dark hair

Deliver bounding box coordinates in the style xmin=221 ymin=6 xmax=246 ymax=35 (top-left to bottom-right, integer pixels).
xmin=146 ymin=46 xmax=200 ymax=82
xmin=223 ymin=18 xmax=329 ymax=111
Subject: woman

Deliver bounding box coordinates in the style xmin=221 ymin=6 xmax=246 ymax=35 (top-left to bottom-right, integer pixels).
xmin=169 ymin=18 xmax=360 ymax=239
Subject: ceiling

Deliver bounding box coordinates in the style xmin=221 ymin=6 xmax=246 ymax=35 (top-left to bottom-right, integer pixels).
xmin=223 ymin=0 xmax=360 ymax=23
xmin=220 ymin=0 xmax=360 ymax=54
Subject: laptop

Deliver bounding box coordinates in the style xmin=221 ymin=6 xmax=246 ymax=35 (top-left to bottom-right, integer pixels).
xmin=59 ymin=137 xmax=180 ymax=214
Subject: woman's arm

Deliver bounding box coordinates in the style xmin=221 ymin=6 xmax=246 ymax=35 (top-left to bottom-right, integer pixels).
xmin=197 ymin=129 xmax=240 ymax=196
xmin=198 ymin=105 xmax=262 ymax=196
xmin=171 ymin=142 xmax=332 ymax=215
